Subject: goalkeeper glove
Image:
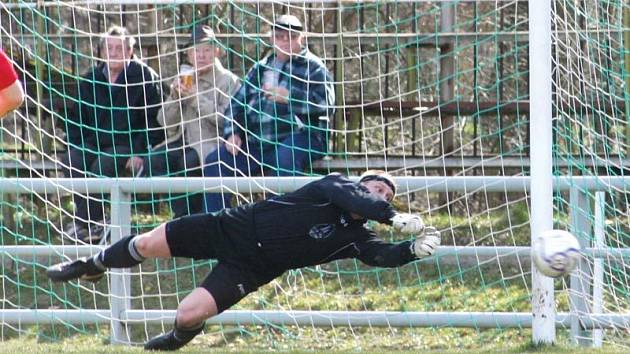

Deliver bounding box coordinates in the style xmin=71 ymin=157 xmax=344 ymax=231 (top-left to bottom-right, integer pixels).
xmin=391 ymin=213 xmax=424 ymax=234
xmin=411 ymin=226 xmax=441 ymax=258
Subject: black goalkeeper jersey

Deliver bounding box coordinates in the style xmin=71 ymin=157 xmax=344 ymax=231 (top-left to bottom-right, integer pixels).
xmin=215 ymin=173 xmax=417 ymax=272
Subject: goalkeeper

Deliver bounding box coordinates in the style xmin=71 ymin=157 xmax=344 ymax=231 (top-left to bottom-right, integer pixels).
xmin=46 ymin=170 xmax=441 ymax=351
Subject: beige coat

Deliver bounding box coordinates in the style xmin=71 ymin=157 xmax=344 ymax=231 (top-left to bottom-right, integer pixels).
xmin=155 ymin=60 xmax=239 ymax=163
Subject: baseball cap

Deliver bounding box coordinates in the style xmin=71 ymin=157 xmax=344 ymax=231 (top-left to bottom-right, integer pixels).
xmin=272 ymin=15 xmax=304 ymax=32
xmin=187 ymin=25 xmax=216 ymax=47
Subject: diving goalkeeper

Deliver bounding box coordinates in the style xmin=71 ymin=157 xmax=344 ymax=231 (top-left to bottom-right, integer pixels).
xmin=46 ymin=170 xmax=440 ymax=351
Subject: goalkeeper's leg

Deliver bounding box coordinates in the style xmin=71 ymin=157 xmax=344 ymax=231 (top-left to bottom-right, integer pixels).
xmin=144 ymin=287 xmax=217 ymax=351
xmin=144 ymin=262 xmax=279 ymax=351
xmin=47 ymin=223 xmax=170 ymax=282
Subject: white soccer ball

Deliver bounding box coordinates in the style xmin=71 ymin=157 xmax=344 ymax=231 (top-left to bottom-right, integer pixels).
xmin=532 ymin=230 xmax=581 ymax=278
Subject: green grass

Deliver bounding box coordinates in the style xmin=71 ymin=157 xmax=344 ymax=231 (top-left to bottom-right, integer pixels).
xmin=0 ymin=335 xmax=628 ymax=354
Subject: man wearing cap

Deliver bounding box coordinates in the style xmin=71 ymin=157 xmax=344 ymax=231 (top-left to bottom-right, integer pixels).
xmin=62 ymin=26 xmax=165 ymax=242
xmin=46 ymin=170 xmax=440 ymax=351
xmin=130 ymin=25 xmax=239 ymax=217
xmin=203 ymin=14 xmax=335 ymax=212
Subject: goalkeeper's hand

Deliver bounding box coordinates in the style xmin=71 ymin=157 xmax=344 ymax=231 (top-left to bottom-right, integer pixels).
xmin=391 ymin=213 xmax=424 ymax=234
xmin=411 ymin=226 xmax=441 ymax=258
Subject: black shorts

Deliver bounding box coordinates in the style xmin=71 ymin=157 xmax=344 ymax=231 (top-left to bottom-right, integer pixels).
xmin=200 ymin=262 xmax=279 ymax=313
xmin=165 ymin=214 xmax=280 ymax=313
xmin=165 ymin=213 xmax=224 ymax=260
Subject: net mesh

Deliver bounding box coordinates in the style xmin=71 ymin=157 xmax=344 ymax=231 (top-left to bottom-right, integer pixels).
xmin=552 ymin=0 xmax=630 ymax=347
xmin=0 ymin=0 xmax=627 ymax=350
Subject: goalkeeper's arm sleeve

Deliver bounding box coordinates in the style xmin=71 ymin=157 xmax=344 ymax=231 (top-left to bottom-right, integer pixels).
xmin=354 ymin=236 xmax=416 ymax=268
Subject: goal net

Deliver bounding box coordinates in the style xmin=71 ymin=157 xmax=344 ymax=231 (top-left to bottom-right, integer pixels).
xmin=0 ymin=0 xmax=627 ymax=350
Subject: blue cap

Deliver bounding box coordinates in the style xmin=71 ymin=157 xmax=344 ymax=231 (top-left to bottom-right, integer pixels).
xmin=187 ymin=25 xmax=216 ymax=47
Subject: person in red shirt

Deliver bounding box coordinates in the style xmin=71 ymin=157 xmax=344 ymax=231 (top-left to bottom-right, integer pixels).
xmin=0 ymin=49 xmax=24 ymax=117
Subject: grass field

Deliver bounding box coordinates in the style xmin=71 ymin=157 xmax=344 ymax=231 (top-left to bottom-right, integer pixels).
xmin=0 ymin=335 xmax=628 ymax=354
xmin=1 ymin=322 xmax=628 ymax=354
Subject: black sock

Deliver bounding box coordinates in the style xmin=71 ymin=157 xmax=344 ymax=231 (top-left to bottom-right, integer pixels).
xmin=90 ymin=235 xmax=145 ymax=270
xmin=144 ymin=321 xmax=204 ymax=350
xmin=173 ymin=321 xmax=205 ymax=343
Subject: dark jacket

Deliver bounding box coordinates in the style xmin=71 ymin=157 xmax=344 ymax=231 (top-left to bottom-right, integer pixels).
xmin=219 ymin=173 xmax=416 ymax=272
xmin=66 ymin=57 xmax=164 ymax=154
xmin=223 ymin=48 xmax=335 ymax=145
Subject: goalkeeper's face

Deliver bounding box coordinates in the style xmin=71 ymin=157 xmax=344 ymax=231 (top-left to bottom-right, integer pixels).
xmin=361 ymin=180 xmax=395 ymax=203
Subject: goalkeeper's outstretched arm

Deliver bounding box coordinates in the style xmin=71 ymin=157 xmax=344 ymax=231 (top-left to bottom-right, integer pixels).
xmin=354 ymin=227 xmax=441 ymax=268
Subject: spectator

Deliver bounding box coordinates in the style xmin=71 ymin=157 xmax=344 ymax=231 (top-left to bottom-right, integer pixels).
xmin=62 ymin=26 xmax=164 ymax=243
xmin=0 ymin=48 xmax=25 ymax=117
xmin=203 ymin=14 xmax=335 ymax=212
xmin=133 ymin=25 xmax=239 ymax=217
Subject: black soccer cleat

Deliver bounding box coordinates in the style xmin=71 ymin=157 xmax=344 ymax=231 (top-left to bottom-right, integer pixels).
xmin=144 ymin=330 xmax=185 ymax=351
xmin=46 ymin=257 xmax=105 ymax=283
xmin=144 ymin=322 xmax=204 ymax=351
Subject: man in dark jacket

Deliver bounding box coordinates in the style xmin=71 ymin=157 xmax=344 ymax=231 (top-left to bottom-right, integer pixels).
xmin=46 ymin=170 xmax=440 ymax=351
xmin=62 ymin=26 xmax=164 ymax=242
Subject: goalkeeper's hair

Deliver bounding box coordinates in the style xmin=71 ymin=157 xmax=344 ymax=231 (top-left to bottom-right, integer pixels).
xmin=359 ymin=170 xmax=397 ymax=197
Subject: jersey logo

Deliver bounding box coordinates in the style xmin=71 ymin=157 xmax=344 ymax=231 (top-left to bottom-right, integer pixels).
xmin=309 ymin=223 xmax=336 ymax=240
xmin=237 ymin=283 xmax=246 ymax=295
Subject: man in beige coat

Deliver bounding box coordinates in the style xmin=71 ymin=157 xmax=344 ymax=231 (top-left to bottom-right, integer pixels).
xmin=134 ymin=25 xmax=239 ymax=216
